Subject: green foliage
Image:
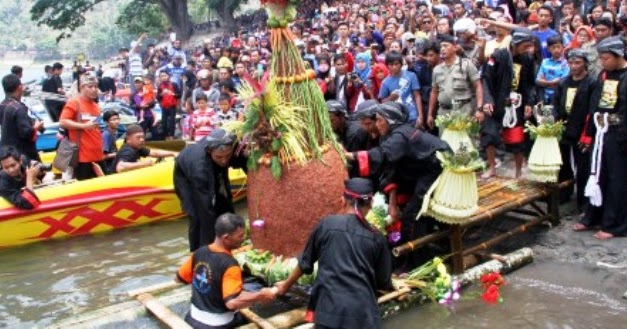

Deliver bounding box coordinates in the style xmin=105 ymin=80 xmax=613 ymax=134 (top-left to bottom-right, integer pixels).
xmin=270 ymin=156 xmax=281 ymax=180
xmin=116 ymin=1 xmax=168 ymax=36
xmin=436 ymin=146 xmax=485 ymax=173
xmin=30 ymin=0 xmax=105 ymax=40
xmin=435 ymin=110 xmax=480 ymax=135
xmin=188 ymin=0 xmax=210 ymax=23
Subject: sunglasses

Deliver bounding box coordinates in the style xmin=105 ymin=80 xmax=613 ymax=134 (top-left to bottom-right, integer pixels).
xmin=422 ymin=20 xmax=433 ymax=24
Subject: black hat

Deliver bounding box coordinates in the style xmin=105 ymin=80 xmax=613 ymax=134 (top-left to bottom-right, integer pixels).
xmin=353 ymin=100 xmax=379 ymax=119
xmin=511 ymin=28 xmax=535 ymax=46
xmin=596 ymin=36 xmax=625 ymax=58
xmin=205 ymin=128 xmax=236 ymax=151
xmin=376 ymin=102 xmax=407 ymax=125
xmin=103 ymin=110 xmax=119 ymax=122
xmin=326 ymin=100 xmax=347 ymax=116
xmin=566 ymin=48 xmax=589 ymax=63
xmin=344 ymin=178 xmax=374 ymax=201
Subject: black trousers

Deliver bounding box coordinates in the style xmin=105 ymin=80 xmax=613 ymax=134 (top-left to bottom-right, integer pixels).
xmin=74 ymin=161 xmax=104 ymax=181
xmin=581 ymin=129 xmax=627 ymax=236
xmin=399 ymin=160 xmax=443 ymax=270
xmin=558 ymin=142 xmax=590 ymax=210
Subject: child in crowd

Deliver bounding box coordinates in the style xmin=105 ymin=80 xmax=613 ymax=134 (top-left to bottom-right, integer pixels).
xmin=191 ymin=94 xmax=215 ymax=141
xmin=141 ymin=76 xmax=155 ymax=108
xmin=213 ymin=93 xmax=240 ymax=127
xmin=131 ymin=76 xmax=155 ymax=134
xmin=536 ymin=35 xmax=569 ymax=104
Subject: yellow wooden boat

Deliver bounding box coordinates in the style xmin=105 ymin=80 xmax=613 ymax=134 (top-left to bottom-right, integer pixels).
xmin=0 ymin=142 xmax=247 ymax=248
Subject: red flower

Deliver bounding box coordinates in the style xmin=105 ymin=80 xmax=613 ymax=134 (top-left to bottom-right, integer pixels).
xmin=481 ymin=284 xmax=501 ymax=304
xmin=480 ymin=272 xmax=505 ymax=289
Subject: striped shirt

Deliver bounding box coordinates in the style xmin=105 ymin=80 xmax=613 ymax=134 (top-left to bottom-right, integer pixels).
xmin=192 ymin=109 xmax=216 ymax=141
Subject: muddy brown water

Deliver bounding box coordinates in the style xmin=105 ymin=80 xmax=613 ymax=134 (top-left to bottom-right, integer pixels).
xmin=1 ymin=211 xmax=626 ymax=328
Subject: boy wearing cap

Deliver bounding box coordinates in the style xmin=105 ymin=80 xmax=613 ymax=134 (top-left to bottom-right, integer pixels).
xmin=575 ymin=36 xmax=627 ymax=240
xmin=275 ymin=178 xmax=393 ymax=329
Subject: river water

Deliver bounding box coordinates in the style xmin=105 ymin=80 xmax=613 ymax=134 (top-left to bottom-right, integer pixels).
xmin=1 ymin=201 xmax=626 ymax=328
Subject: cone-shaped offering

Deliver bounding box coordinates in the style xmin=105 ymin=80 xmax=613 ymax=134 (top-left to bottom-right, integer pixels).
xmin=418 ymin=144 xmax=485 ymax=224
xmin=525 ymin=105 xmax=565 ymax=183
xmin=436 ymin=109 xmax=479 ymax=152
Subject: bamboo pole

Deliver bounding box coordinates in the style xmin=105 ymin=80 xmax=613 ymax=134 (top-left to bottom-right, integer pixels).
xmin=377 ymin=287 xmax=412 ymax=304
xmin=461 ymin=216 xmax=548 ymax=257
xmin=136 ymin=293 xmax=192 ymax=329
xmin=236 ymin=308 xmax=306 ymax=329
xmin=392 ymin=230 xmax=449 ymax=257
xmin=239 ymin=308 xmax=278 ymax=329
xmin=127 ymin=280 xmax=183 ymax=297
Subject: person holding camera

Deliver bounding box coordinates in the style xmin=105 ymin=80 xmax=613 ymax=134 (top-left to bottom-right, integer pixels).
xmin=0 ymin=146 xmax=42 ymax=209
xmin=346 ymin=52 xmax=372 ymax=112
xmin=0 ymin=74 xmax=44 ymax=163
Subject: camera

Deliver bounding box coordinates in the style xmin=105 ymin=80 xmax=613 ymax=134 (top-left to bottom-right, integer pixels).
xmin=350 ymin=73 xmax=359 ymax=80
xmin=25 ymin=160 xmax=52 ymax=172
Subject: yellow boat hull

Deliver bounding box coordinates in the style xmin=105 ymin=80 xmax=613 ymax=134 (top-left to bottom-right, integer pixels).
xmin=0 ymin=158 xmax=247 ymax=248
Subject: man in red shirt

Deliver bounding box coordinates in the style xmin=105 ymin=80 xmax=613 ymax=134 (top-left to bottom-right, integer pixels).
xmin=59 ymin=75 xmax=104 ymax=180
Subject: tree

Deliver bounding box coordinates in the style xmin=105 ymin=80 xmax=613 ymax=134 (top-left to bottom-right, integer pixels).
xmin=30 ymin=0 xmax=194 ymax=41
xmin=206 ymin=0 xmax=248 ymax=29
xmin=116 ymin=1 xmax=168 ymax=36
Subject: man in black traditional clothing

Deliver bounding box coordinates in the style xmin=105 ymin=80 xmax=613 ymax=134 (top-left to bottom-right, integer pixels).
xmin=174 ymin=129 xmax=246 ymax=251
xmin=574 ymin=37 xmax=627 ymax=239
xmin=346 ymin=102 xmax=450 ymax=269
xmin=481 ymin=28 xmax=537 ymax=178
xmin=326 ymin=100 xmax=371 ymax=153
xmin=552 ymin=49 xmax=597 ymax=210
xmin=275 ymin=177 xmax=392 ymax=329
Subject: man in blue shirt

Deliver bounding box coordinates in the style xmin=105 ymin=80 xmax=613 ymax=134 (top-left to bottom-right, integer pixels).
xmin=533 ymin=6 xmax=558 ymax=59
xmin=536 ymin=35 xmax=570 ymax=104
xmin=379 ymin=52 xmax=423 ymax=128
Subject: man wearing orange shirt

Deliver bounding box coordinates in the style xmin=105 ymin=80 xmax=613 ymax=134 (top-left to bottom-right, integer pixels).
xmin=177 ymin=213 xmax=277 ymax=328
xmin=59 ymin=75 xmax=104 ymax=180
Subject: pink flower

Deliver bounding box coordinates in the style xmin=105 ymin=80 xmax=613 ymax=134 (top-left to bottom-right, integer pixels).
xmin=252 ymin=219 xmax=265 ymax=229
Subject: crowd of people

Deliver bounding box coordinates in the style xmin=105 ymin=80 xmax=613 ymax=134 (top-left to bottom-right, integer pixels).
xmin=1 ymin=0 xmax=626 ymax=327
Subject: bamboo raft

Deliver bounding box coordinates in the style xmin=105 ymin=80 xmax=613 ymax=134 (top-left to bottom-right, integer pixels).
xmin=51 ymin=247 xmax=534 ymax=329
xmin=394 ymin=177 xmax=571 ymax=274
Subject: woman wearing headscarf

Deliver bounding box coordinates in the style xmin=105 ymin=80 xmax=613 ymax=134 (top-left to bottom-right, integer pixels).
xmin=345 ymin=102 xmax=450 ymax=269
xmin=566 ymin=26 xmax=595 ymax=50
xmin=367 ymin=63 xmax=389 ymax=102
xmin=315 ymin=54 xmax=333 ymax=99
xmin=346 ymin=52 xmax=372 ymax=113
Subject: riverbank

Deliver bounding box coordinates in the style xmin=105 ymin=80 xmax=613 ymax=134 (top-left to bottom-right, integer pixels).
xmin=0 ymin=155 xmax=625 ymax=328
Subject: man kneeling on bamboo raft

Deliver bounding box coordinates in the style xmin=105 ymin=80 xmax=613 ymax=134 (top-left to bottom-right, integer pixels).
xmin=345 ymin=102 xmax=451 ymax=270
xmin=275 ymin=178 xmax=393 ymax=329
xmin=177 ymin=213 xmax=277 ymax=328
